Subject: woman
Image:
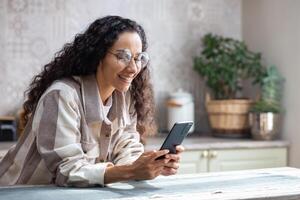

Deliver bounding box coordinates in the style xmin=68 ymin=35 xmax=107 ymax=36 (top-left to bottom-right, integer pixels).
xmin=0 ymin=16 xmax=184 ymax=187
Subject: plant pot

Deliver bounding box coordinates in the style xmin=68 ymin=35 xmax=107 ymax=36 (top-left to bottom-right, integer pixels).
xmin=249 ymin=112 xmax=280 ymax=140
xmin=206 ymin=95 xmax=253 ymax=138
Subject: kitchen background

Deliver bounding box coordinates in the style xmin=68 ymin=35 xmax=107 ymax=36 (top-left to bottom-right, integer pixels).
xmin=0 ymin=0 xmax=299 ymax=167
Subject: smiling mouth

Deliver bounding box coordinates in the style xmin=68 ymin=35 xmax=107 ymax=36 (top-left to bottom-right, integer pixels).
xmin=118 ymin=74 xmax=133 ymax=84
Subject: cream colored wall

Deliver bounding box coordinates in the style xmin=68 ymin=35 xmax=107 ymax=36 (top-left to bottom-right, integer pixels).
xmin=242 ymin=0 xmax=300 ymax=167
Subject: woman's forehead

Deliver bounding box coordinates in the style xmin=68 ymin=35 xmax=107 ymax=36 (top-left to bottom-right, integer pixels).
xmin=111 ymin=32 xmax=142 ymax=52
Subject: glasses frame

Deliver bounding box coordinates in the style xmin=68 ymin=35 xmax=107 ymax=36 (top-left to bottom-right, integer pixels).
xmin=107 ymin=49 xmax=149 ymax=69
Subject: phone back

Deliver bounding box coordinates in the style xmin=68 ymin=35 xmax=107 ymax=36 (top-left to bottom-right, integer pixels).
xmin=160 ymin=122 xmax=193 ymax=154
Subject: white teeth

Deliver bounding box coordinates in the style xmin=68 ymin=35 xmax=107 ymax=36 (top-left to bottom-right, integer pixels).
xmin=119 ymin=75 xmax=132 ymax=82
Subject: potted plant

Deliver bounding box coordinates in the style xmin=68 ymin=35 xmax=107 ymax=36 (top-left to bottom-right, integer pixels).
xmin=194 ymin=33 xmax=265 ymax=137
xmin=249 ymin=66 xmax=284 ymax=140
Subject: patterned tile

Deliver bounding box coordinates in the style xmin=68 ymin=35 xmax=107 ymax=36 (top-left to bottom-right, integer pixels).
xmin=8 ymin=15 xmax=28 ymax=36
xmin=0 ymin=0 xmax=242 ymax=133
xmin=7 ymin=0 xmax=28 ymax=13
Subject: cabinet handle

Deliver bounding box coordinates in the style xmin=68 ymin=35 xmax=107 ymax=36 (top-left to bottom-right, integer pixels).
xmin=209 ymin=151 xmax=218 ymax=159
xmin=201 ymin=150 xmax=209 ymax=158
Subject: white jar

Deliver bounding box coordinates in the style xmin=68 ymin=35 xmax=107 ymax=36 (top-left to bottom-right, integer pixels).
xmin=166 ymin=90 xmax=195 ymax=133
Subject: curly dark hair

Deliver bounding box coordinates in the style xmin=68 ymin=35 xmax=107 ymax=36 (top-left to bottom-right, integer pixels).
xmin=21 ymin=16 xmax=157 ymax=143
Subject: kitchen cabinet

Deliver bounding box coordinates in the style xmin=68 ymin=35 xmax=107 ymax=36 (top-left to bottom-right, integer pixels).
xmin=178 ymin=147 xmax=287 ymax=174
xmin=0 ymin=137 xmax=289 ymax=175
xmin=0 ymin=147 xmax=288 ymax=173
xmin=178 ymin=150 xmax=208 ymax=173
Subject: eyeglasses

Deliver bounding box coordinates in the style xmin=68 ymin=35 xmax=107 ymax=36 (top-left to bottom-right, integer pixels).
xmin=108 ymin=49 xmax=149 ymax=69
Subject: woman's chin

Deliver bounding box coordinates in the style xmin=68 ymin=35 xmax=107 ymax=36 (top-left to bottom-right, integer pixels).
xmin=115 ymin=85 xmax=130 ymax=92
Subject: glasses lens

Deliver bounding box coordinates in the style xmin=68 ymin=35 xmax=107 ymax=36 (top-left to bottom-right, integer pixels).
xmin=114 ymin=49 xmax=149 ymax=68
xmin=138 ymin=52 xmax=149 ymax=68
xmin=115 ymin=50 xmax=132 ymax=65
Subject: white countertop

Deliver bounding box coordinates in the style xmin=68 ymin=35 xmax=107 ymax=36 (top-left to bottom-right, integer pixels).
xmin=1 ymin=167 xmax=300 ymax=200
xmin=145 ymin=134 xmax=289 ymax=151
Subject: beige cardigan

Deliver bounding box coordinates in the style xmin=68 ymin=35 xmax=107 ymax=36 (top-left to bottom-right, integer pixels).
xmin=0 ymin=75 xmax=144 ymax=187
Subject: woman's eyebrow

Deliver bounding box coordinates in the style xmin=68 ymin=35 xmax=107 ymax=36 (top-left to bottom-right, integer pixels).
xmin=115 ymin=48 xmax=130 ymax=52
xmin=115 ymin=49 xmax=142 ymax=55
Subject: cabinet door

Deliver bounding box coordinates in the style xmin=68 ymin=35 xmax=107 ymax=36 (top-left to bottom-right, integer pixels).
xmin=208 ymin=148 xmax=287 ymax=172
xmin=177 ymin=150 xmax=208 ymax=174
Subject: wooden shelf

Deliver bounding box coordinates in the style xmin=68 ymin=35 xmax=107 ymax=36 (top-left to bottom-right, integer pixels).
xmin=0 ymin=116 xmax=15 ymax=121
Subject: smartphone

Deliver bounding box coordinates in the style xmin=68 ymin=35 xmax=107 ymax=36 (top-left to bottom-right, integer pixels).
xmin=156 ymin=121 xmax=193 ymax=159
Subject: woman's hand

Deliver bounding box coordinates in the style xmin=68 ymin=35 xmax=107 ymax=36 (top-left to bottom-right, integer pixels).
xmin=130 ymin=150 xmax=170 ymax=180
xmin=104 ymin=149 xmax=170 ymax=184
xmin=161 ymin=145 xmax=185 ymax=176
xmin=104 ymin=147 xmax=184 ymax=184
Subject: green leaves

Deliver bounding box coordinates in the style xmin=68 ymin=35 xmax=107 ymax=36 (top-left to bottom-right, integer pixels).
xmin=251 ymin=65 xmax=284 ymax=113
xmin=193 ymin=33 xmax=284 ymax=113
xmin=250 ymin=100 xmax=281 ymax=113
xmin=193 ymin=33 xmax=265 ymax=99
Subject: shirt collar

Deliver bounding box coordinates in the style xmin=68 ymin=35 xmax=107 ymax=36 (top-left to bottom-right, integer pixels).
xmin=80 ymin=75 xmax=131 ymax=128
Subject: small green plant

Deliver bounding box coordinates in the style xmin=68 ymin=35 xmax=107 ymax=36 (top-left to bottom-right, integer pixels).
xmin=250 ymin=100 xmax=281 ymax=113
xmin=193 ymin=33 xmax=265 ymax=99
xmin=251 ymin=66 xmax=284 ymax=113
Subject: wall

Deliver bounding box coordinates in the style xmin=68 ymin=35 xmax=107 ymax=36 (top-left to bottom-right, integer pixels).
xmin=0 ymin=0 xmax=241 ymax=132
xmin=242 ymin=0 xmax=300 ymax=166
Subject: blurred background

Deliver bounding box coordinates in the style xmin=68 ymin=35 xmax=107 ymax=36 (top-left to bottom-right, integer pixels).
xmin=0 ymin=0 xmax=299 ymax=169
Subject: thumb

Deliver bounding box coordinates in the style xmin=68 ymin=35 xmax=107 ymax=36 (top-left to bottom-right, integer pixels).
xmin=143 ymin=150 xmax=157 ymax=156
xmin=151 ymin=149 xmax=169 ymax=160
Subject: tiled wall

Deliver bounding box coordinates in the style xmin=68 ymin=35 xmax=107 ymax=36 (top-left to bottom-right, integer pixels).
xmin=0 ymin=0 xmax=241 ymax=133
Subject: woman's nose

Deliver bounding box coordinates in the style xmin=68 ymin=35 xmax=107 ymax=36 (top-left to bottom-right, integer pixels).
xmin=126 ymin=59 xmax=139 ymax=73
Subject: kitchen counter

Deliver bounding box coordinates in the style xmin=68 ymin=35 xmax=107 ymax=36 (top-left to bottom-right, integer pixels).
xmin=1 ymin=167 xmax=300 ymax=200
xmin=145 ymin=134 xmax=289 ymax=151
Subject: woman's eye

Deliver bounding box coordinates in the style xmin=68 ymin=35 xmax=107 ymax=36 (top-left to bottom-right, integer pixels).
xmin=117 ymin=52 xmax=131 ymax=61
xmin=138 ymin=53 xmax=148 ymax=63
xmin=137 ymin=54 xmax=144 ymax=61
xmin=115 ymin=54 xmax=123 ymax=60
xmin=124 ymin=53 xmax=132 ymax=61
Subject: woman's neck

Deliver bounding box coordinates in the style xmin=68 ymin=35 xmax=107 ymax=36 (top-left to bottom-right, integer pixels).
xmin=96 ymin=76 xmax=114 ymax=104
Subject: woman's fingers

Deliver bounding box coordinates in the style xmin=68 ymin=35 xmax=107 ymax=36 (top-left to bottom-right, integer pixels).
xmin=163 ymin=145 xmax=184 ymax=161
xmin=151 ymin=149 xmax=169 ymax=160
xmin=134 ymin=147 xmax=183 ymax=179
xmin=143 ymin=151 xmax=154 ymax=155
xmin=132 ymin=152 xmax=167 ymax=180
xmin=165 ymin=154 xmax=180 ymax=162
xmin=176 ymin=145 xmax=185 ymax=153
xmin=164 ymin=161 xmax=179 ymax=169
xmin=161 ymin=167 xmax=177 ymax=176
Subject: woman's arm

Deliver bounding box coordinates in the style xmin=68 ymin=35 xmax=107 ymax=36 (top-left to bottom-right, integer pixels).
xmin=35 ymin=87 xmax=111 ymax=187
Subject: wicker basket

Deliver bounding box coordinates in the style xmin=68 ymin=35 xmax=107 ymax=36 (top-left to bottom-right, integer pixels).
xmin=206 ymin=94 xmax=253 ymax=137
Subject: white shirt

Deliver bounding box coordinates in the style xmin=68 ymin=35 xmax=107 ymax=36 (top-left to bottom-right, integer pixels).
xmin=103 ymin=96 xmax=112 ymax=117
